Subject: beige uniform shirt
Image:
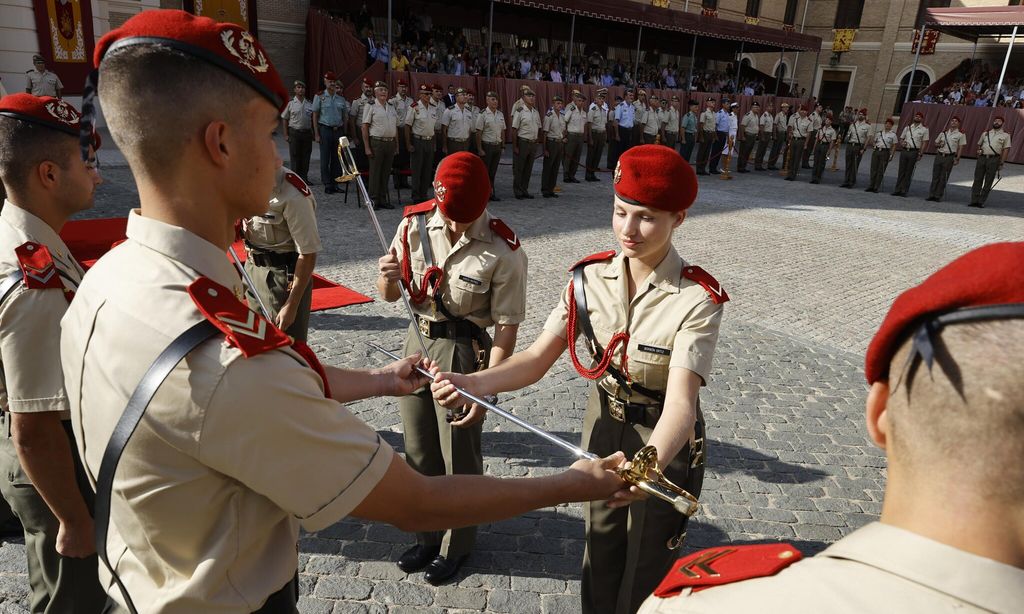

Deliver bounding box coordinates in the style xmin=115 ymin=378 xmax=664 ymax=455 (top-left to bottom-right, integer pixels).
xmin=774 ymin=111 xmax=788 ymax=136
xmin=900 ymin=123 xmax=929 ymax=149
xmin=26 ymin=69 xmax=62 ymax=97
xmin=543 ymin=248 xmax=723 ymax=400
xmin=638 ymin=523 xmax=1024 ymax=614
xmin=388 ymin=209 xmax=527 ymax=328
xmin=664 ymin=107 xmax=680 ymax=134
xmin=809 ymin=111 xmax=822 ymax=131
xmin=935 ymin=128 xmax=966 ymax=154
xmin=845 ymin=120 xmax=870 ymax=146
xmin=872 ymin=129 xmax=898 ymax=150
xmin=512 ymin=106 xmax=542 ymax=141
xmin=349 ymin=93 xmax=372 ymax=123
xmin=280 ymin=96 xmax=312 ymax=131
xmin=0 ymin=203 xmax=83 ymax=420
xmin=60 ymin=212 xmax=392 ymax=613
xmin=790 ymin=115 xmax=812 ymax=138
xmin=643 ymin=109 xmax=664 ymax=136
xmin=759 ymin=112 xmax=773 ymax=134
xmin=699 ymin=109 xmax=716 ymax=131
xmin=405 ymin=100 xmax=437 ymax=138
xmin=564 ymin=102 xmax=587 ymax=135
xmin=588 ymin=102 xmax=609 ymax=133
xmin=634 ymin=101 xmax=649 ymax=128
xmin=544 ymin=109 xmax=567 ymax=140
xmin=979 ymin=128 xmax=1012 ymax=156
xmin=362 ymin=99 xmax=398 ymax=138
xmin=441 ymin=105 xmax=473 ymax=140
xmin=432 ymin=99 xmax=445 ymax=134
xmin=389 ymin=94 xmax=412 ymax=127
xmin=816 ymin=125 xmax=837 ymax=145
xmin=475 ymin=108 xmax=506 ymax=144
xmin=242 ymin=168 xmax=322 ymax=255
xmin=740 ymin=112 xmax=758 ymax=136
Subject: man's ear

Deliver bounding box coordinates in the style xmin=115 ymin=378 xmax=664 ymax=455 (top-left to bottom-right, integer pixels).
xmin=865 ymin=381 xmax=891 ymax=450
xmin=34 ymin=159 xmax=62 ymax=191
xmin=202 ymin=121 xmax=231 ymax=168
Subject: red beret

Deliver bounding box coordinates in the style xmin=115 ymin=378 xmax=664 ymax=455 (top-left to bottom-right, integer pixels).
xmin=324 ymin=71 xmax=337 ymax=81
xmin=613 ymin=145 xmax=698 ymax=213
xmin=859 ymin=108 xmax=868 ymax=114
xmin=913 ymin=111 xmax=924 ymax=119
xmin=95 ymin=10 xmax=287 ymax=110
xmin=418 ymin=84 xmax=430 ymax=93
xmin=864 ymin=242 xmax=1024 ymax=384
xmin=0 ymin=93 xmax=81 ymax=137
xmin=397 ymin=79 xmax=408 ymax=86
xmin=951 ymin=115 xmax=962 ymax=123
xmin=362 ymin=78 xmax=373 ymax=87
xmin=432 ymin=152 xmax=490 ymax=224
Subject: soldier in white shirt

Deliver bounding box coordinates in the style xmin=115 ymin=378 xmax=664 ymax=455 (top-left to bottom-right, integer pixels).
xmin=865 ymin=118 xmax=899 ymax=193
xmin=389 ymin=79 xmax=413 ymax=190
xmin=441 ymin=88 xmax=473 ymax=156
xmin=404 ymin=84 xmax=437 ymax=202
xmin=584 ymin=89 xmax=610 ymax=181
xmin=969 ymin=114 xmax=1012 ymax=208
xmin=736 ymin=101 xmax=760 ymax=173
xmin=662 ymin=97 xmax=681 ymax=151
xmin=362 ymin=82 xmax=399 ymax=208
xmin=754 ymin=103 xmax=773 ymax=171
xmin=839 ymin=108 xmax=871 ymax=189
xmin=891 ymin=111 xmax=929 ymax=197
xmin=563 ymin=91 xmax=588 ymax=183
xmin=926 ymin=115 xmax=965 ymax=202
xmin=475 ymin=91 xmax=506 ymax=201
xmin=541 ymin=95 xmax=568 ymax=198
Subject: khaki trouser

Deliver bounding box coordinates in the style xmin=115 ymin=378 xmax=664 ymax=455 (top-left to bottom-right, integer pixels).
xmin=446 ymin=137 xmax=469 ymax=155
xmin=811 ymin=141 xmax=831 ymax=181
xmin=696 ymin=130 xmax=715 ymax=173
xmin=410 ymin=136 xmax=435 ymax=201
xmin=0 ymin=416 xmax=107 ymax=614
xmin=737 ymin=134 xmax=757 ymax=171
xmin=868 ymin=148 xmax=891 ymax=191
xmin=586 ymin=132 xmax=606 ymax=178
xmin=368 ymin=137 xmax=396 ymax=204
xmin=801 ymin=130 xmax=817 ymax=167
xmin=928 ymin=153 xmax=956 ymax=200
xmin=400 ymin=327 xmax=488 ymax=559
xmin=581 ymin=386 xmax=704 ymax=614
xmin=786 ymin=139 xmax=806 ymax=180
xmin=542 ymin=139 xmax=565 ymax=194
xmin=754 ymin=133 xmax=771 ymax=169
xmin=564 ymin=133 xmax=584 ymax=180
xmin=767 ymin=131 xmax=786 ymax=167
xmin=641 ymin=132 xmax=657 ymax=145
xmin=513 ymin=137 xmax=538 ymax=197
xmin=971 ymin=154 xmax=1001 ymax=205
xmin=894 ymin=148 xmax=919 ymax=194
xmin=844 ymin=143 xmax=865 ymax=186
xmin=481 ymin=142 xmax=503 ymax=195
xmin=244 ymin=257 xmax=313 ymax=342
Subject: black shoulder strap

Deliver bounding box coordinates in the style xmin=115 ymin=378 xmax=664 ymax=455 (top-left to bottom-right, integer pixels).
xmin=94 ymin=320 xmax=221 ymax=614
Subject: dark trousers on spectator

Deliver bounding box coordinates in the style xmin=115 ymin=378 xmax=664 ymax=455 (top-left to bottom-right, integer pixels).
xmin=844 ymin=144 xmax=865 ymax=187
xmin=586 ymin=132 xmax=606 ymax=179
xmin=737 ymin=135 xmax=756 ymax=171
xmin=318 ymin=124 xmax=343 ymax=190
xmin=410 ymin=136 xmax=435 ymax=202
xmin=680 ymin=132 xmax=696 ymax=163
xmin=482 ymin=141 xmax=503 ymax=196
xmin=288 ymin=129 xmax=313 ymax=183
xmin=754 ymin=134 xmax=771 ymax=170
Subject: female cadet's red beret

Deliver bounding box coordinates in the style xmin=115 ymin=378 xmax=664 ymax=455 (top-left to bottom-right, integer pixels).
xmin=864 ymin=242 xmax=1024 ymax=384
xmin=432 ymin=152 xmax=490 ymax=224
xmin=613 ymin=144 xmax=698 ymax=212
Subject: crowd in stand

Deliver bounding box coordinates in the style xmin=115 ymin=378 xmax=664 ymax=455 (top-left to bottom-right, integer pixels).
xmin=920 ymin=59 xmax=1024 ymax=108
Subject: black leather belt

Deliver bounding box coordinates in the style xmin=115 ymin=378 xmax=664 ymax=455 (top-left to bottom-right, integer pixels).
xmin=247 ymin=250 xmax=298 ymax=268
xmin=600 ymin=388 xmax=662 ymax=426
xmin=416 ymin=315 xmax=481 ymax=340
xmin=979 ymin=153 xmax=1000 ymax=157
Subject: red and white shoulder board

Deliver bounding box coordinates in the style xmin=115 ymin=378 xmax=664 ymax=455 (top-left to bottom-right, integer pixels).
xmin=681 ymin=265 xmax=729 ymax=304
xmin=403 ymin=200 xmax=436 ymax=218
xmin=284 ymin=171 xmax=311 ymax=197
xmin=15 ymin=242 xmax=62 ymax=290
xmin=570 ymin=250 xmax=616 ymax=271
xmin=489 ymin=218 xmax=520 ymax=251
xmin=653 ymin=543 xmax=802 ymax=598
xmin=187 ymin=277 xmax=291 ymax=358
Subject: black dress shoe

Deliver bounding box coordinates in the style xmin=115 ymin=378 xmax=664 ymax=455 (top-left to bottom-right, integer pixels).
xmin=377 ymin=202 xmax=395 ymax=209
xmin=784 ymin=177 xmax=795 ymax=181
xmin=767 ymin=165 xmax=778 ymax=170
xmin=864 ymin=188 xmax=875 ymax=192
xmin=710 ymin=170 xmax=721 ymax=175
xmin=542 ymin=192 xmax=552 ymax=198
xmin=891 ymin=192 xmax=902 ymax=196
xmin=697 ymin=171 xmax=708 ymax=176
xmin=424 ymin=554 xmax=466 ymax=586
xmin=925 ymin=197 xmax=938 ymax=202
xmin=490 ymin=195 xmax=501 ymax=202
xmin=754 ymin=167 xmax=764 ymax=171
xmin=397 ymin=544 xmax=441 ymax=573
xmin=586 ymin=176 xmax=600 ymax=182
xmin=738 ymin=169 xmax=749 ymax=173
xmin=801 ymin=164 xmax=812 ymax=169
xmin=809 ymin=180 xmax=820 ymax=184
xmin=968 ymin=202 xmax=984 ymax=208
xmin=839 ymin=184 xmax=850 ymax=188
xmin=524 ymin=194 xmax=535 ymax=199
xmin=515 ymin=195 xmax=524 ymax=200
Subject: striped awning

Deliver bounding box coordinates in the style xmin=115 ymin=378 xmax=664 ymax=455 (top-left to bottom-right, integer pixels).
xmin=923 ymin=6 xmax=1024 ymax=42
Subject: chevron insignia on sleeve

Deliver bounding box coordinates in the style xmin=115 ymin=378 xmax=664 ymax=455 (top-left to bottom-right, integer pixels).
xmin=15 ymin=242 xmax=62 ymax=290
xmin=652 ymin=543 xmax=802 ymax=597
xmin=681 ymin=265 xmax=730 ymax=304
xmin=284 ymin=171 xmax=311 ymax=197
xmin=187 ymin=277 xmax=291 ymax=358
xmin=489 ymin=218 xmax=520 ymax=251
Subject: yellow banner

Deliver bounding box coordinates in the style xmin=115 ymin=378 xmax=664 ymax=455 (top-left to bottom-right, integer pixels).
xmin=832 ymin=29 xmax=856 ymax=53
xmin=47 ymin=0 xmax=86 ymax=63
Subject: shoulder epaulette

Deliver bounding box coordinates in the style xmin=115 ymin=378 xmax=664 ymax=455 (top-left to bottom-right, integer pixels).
xmin=652 ymin=543 xmax=801 ymax=598
xmin=187 ymin=277 xmax=291 ymax=358
xmin=284 ymin=171 xmax=311 ymax=197
xmin=489 ymin=218 xmax=520 ymax=251
xmin=403 ymin=200 xmax=436 ymax=218
xmin=681 ymin=265 xmax=729 ymax=304
xmin=15 ymin=242 xmax=62 ymax=290
xmin=570 ymin=250 xmax=616 ymax=271
xmin=411 ymin=101 xmax=418 ymax=109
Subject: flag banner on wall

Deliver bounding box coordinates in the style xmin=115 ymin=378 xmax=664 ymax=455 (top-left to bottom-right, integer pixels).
xmin=31 ymin=0 xmax=95 ymax=95
xmin=183 ymin=0 xmax=259 ymax=36
xmin=912 ymin=29 xmax=940 ymax=55
xmin=832 ymin=29 xmax=856 ymax=53
xmin=745 ymin=16 xmax=760 ymax=26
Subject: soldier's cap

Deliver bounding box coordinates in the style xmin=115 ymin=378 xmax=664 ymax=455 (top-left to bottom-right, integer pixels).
xmin=781 ymin=102 xmax=790 ymax=107
xmin=0 ymin=93 xmax=101 ymax=150
xmin=363 ymin=77 xmax=374 ymax=87
xmin=688 ymin=99 xmax=699 ymax=106
xmin=520 ymin=84 xmax=531 ymax=93
xmin=374 ymin=80 xmax=388 ymax=89
xmin=432 ymin=152 xmax=490 ymax=224
xmin=552 ymin=95 xmax=563 ymax=102
xmin=913 ymin=111 xmax=924 ymax=119
xmin=467 ymin=90 xmax=475 ymax=97
xmin=455 ymin=87 xmax=467 ymax=94
xmin=418 ymin=84 xmax=430 ymax=94
xmin=486 ymin=91 xmax=498 ymax=98
xmin=638 ymin=89 xmax=647 ymax=96
xmin=858 ymin=107 xmax=867 ymax=115
xmin=572 ymin=90 xmax=584 ymax=98
xmin=32 ymin=54 xmax=44 ymax=63
xmin=731 ymin=102 xmax=739 ymax=108
xmin=596 ymin=88 xmax=608 ymax=95
xmin=397 ymin=79 xmax=408 ymax=86
xmin=706 ymin=97 xmax=715 ymax=102
xmin=751 ymin=101 xmax=760 ymax=107
xmin=950 ymin=114 xmax=962 ymax=123
xmin=864 ymin=242 xmax=1024 ymax=385
xmin=671 ymin=95 xmax=679 ymax=101
xmin=614 ymin=145 xmax=698 ymax=213
xmin=523 ymin=89 xmax=535 ymax=96
xmin=614 ymin=95 xmax=623 ymax=101
xmin=885 ymin=116 xmax=895 ymax=124
xmin=294 ymin=80 xmax=305 ymax=87
xmin=324 ymin=70 xmax=336 ymax=81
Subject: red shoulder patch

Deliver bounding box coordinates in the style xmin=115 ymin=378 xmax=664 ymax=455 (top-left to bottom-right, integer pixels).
xmin=411 ymin=101 xmax=419 ymax=108
xmin=284 ymin=171 xmax=311 ymax=197
xmin=187 ymin=277 xmax=291 ymax=358
xmin=403 ymin=200 xmax=436 ymax=218
xmin=653 ymin=544 xmax=802 ymax=598
xmin=569 ymin=250 xmax=616 ymax=271
xmin=681 ymin=265 xmax=730 ymax=304
xmin=15 ymin=242 xmax=62 ymax=290
xmin=489 ymin=218 xmax=520 ymax=251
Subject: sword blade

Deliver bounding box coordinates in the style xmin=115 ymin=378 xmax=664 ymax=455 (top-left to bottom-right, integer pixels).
xmin=228 ymin=248 xmax=272 ymax=321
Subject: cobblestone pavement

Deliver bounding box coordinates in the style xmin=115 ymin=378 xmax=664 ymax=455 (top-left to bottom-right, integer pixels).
xmin=0 ymin=138 xmax=1021 ymax=613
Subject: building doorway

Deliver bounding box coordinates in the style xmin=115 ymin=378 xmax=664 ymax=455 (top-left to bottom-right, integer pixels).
xmin=894 ymin=70 xmax=931 ymax=115
xmin=817 ymin=69 xmax=852 ymax=116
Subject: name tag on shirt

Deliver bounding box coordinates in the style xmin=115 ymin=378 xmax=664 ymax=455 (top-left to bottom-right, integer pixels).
xmin=458 ymin=275 xmax=482 ymax=286
xmin=638 ymin=344 xmax=671 ymax=356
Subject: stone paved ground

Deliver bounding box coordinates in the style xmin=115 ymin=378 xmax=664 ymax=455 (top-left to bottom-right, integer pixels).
xmin=0 ymin=136 xmax=1021 ymax=613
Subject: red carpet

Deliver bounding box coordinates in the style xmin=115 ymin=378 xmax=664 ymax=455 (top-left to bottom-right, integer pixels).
xmin=61 ymin=218 xmax=372 ymax=312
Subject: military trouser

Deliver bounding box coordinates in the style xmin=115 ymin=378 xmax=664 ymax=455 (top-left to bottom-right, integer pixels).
xmin=663 ymin=132 xmax=678 ymax=151
xmin=754 ymin=134 xmax=771 ymax=169
xmin=632 ymin=125 xmax=644 ymax=149
xmin=586 ymin=132 xmax=606 ymax=178
xmin=737 ymin=135 xmax=757 ymax=171
xmin=609 ymin=129 xmax=632 ymax=171
xmin=709 ymin=131 xmax=727 ymax=172
xmin=244 ymin=256 xmax=313 ymax=342
xmin=928 ymin=153 xmax=956 ymax=201
xmin=642 ymin=132 xmax=658 ymax=145
xmin=564 ymin=133 xmax=584 ymax=180
xmin=786 ymin=139 xmax=806 ymax=180
xmin=868 ymin=148 xmax=891 ymax=191
xmin=446 ymin=137 xmax=469 ymax=155
xmin=317 ymin=124 xmax=343 ymax=188
xmin=696 ymin=130 xmax=715 ymax=173
xmin=0 ymin=415 xmax=107 ymax=614
xmin=843 ymin=143 xmax=865 ymax=186
xmin=287 ymin=129 xmax=313 ymax=184
xmin=393 ymin=136 xmax=411 ymax=189
xmin=767 ymin=132 xmax=786 ymax=168
xmin=513 ymin=137 xmax=538 ymax=197
xmin=811 ymin=142 xmax=832 ymax=182
xmin=400 ymin=327 xmax=490 ymax=559
xmin=410 ymin=136 xmax=435 ymax=201
xmin=542 ymin=140 xmax=565 ymax=194
xmin=103 ymin=575 xmax=299 ymax=614
xmin=368 ymin=137 xmax=397 ymax=205
xmin=433 ymin=130 xmax=445 ymax=169
xmin=971 ymin=154 xmax=1001 ymax=205
xmin=581 ymin=386 xmax=704 ymax=614
xmin=894 ymin=149 xmax=920 ymax=194
xmin=481 ymin=142 xmax=503 ymax=195
xmin=801 ymin=130 xmax=817 ymax=167
xmin=606 ymin=132 xmax=617 ymax=170
xmin=679 ymin=133 xmax=696 ymax=164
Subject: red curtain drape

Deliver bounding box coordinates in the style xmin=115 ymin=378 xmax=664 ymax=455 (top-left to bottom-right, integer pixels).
xmin=305 ymin=10 xmax=371 ymax=96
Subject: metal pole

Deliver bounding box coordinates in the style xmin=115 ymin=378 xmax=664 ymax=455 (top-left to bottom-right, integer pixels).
xmin=387 ymin=0 xmax=392 ymax=74
xmin=993 ymin=25 xmax=1018 ymax=108
xmin=735 ymin=42 xmax=744 ymax=93
xmin=634 ymin=25 xmax=643 ymax=84
xmin=487 ymin=0 xmax=494 ymax=79
xmin=774 ymin=47 xmax=785 ymax=97
xmin=568 ymin=13 xmax=576 ymax=83
xmin=684 ymin=0 xmax=689 ymax=11
xmin=905 ymin=24 xmax=926 ymax=104
xmin=808 ymin=49 xmax=820 ymax=101
xmin=790 ymin=0 xmax=810 ymax=89
xmin=687 ymin=35 xmax=698 ymax=93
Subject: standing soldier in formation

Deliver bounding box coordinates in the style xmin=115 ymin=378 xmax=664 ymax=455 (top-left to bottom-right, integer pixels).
xmin=969 ymin=114 xmax=1011 ymax=208
xmin=736 ymin=101 xmax=760 ymax=173
xmin=754 ymin=102 xmax=773 ymax=171
xmin=475 ymin=91 xmax=506 ymax=201
xmin=280 ymin=79 xmax=314 ymax=184
xmin=242 ymin=167 xmax=321 ymax=342
xmin=865 ymin=117 xmax=898 ymax=193
xmin=362 ymin=81 xmax=399 ymax=208
xmin=709 ymin=99 xmax=731 ymax=174
xmin=695 ymin=98 xmax=717 ymax=175
xmin=441 ymin=87 xmax=473 ymax=156
xmin=839 ymin=108 xmax=870 ymax=189
xmin=349 ymin=78 xmax=374 ymax=171
xmin=563 ymin=91 xmax=587 ymax=184
xmin=610 ymin=91 xmax=636 ymax=170
xmin=926 ymin=115 xmax=965 ymax=202
xmin=511 ymin=88 xmax=541 ymax=200
xmin=766 ymin=102 xmax=790 ymax=171
xmin=680 ymin=99 xmax=699 ymax=163
xmin=377 ymin=152 xmax=529 ymax=586
xmin=585 ymin=88 xmax=609 ymax=181
xmin=24 ymin=55 xmax=63 ymax=98
xmin=838 ymin=105 xmax=855 ymax=144
xmin=312 ymin=73 xmax=348 ymax=194
xmin=633 ymin=90 xmax=649 ymax=148
xmin=541 ymin=95 xmax=568 ymax=199
xmin=405 ymin=84 xmax=437 ymax=203
xmin=663 ymin=97 xmax=681 ymax=152
xmin=810 ymin=116 xmax=838 ymax=184
xmin=801 ymin=102 xmax=823 ymax=169
xmin=784 ymin=106 xmax=813 ymax=181
xmin=390 ymin=79 xmax=413 ymax=190
xmin=0 ymin=93 xmax=107 ymax=614
xmin=641 ymin=96 xmax=663 ymax=145
xmin=466 ymin=91 xmax=479 ymax=134
xmin=607 ymin=95 xmax=623 ymax=171
xmin=891 ymin=111 xmax=929 ymax=197
xmin=431 ymin=84 xmax=446 ymax=168
xmin=511 ymin=84 xmax=530 ymax=118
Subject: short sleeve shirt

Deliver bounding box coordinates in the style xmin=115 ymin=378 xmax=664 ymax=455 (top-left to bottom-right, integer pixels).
xmin=243 ymin=169 xmax=322 ymax=255
xmin=759 ymin=112 xmax=774 ymax=134
xmin=817 ymin=125 xmax=838 ymax=144
xmin=774 ymin=112 xmax=789 ymax=134
xmin=664 ymin=108 xmax=680 ymax=133
xmin=363 ymin=100 xmax=399 ymax=138
xmin=873 ymin=129 xmax=898 ymax=150
xmin=475 ymin=108 xmax=506 ymax=144
xmin=979 ymin=129 xmax=1011 ymax=155
xmin=441 ymin=105 xmax=473 ymax=139
xmin=587 ymin=103 xmax=609 ymax=132
xmin=512 ymin=107 xmax=541 ymax=140
xmin=544 ymin=109 xmax=567 ymax=140
xmin=564 ymin=102 xmax=587 ymax=134
xmin=846 ymin=121 xmax=871 ymax=146
xmin=741 ymin=112 xmax=759 ymax=135
xmin=935 ymin=129 xmax=965 ymax=154
xmin=643 ymin=109 xmax=664 ymax=136
xmin=699 ymin=109 xmax=716 ymax=131
xmin=27 ymin=70 xmax=62 ymax=97
xmin=405 ymin=101 xmax=436 ymax=138
xmin=312 ymin=92 xmax=348 ymax=127
xmin=281 ymin=97 xmax=313 ymax=131
xmin=900 ymin=124 xmax=929 ymax=149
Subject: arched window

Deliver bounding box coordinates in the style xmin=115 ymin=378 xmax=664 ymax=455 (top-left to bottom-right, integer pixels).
xmin=775 ymin=62 xmax=787 ymax=81
xmin=894 ymin=70 xmax=931 ymax=114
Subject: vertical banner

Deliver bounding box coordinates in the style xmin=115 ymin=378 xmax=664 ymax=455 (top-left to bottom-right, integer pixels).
xmin=31 ymin=0 xmax=96 ymax=95
xmin=911 ymin=29 xmax=940 ymax=55
xmin=183 ymin=0 xmax=259 ymax=36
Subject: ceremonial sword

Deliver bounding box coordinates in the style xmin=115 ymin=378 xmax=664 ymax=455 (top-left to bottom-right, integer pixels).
xmin=228 ymin=247 xmax=272 ymax=321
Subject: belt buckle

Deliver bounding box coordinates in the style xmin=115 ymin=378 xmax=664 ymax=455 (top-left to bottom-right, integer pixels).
xmin=417 ymin=317 xmax=431 ymax=338
xmin=607 ymin=396 xmax=626 ymax=422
